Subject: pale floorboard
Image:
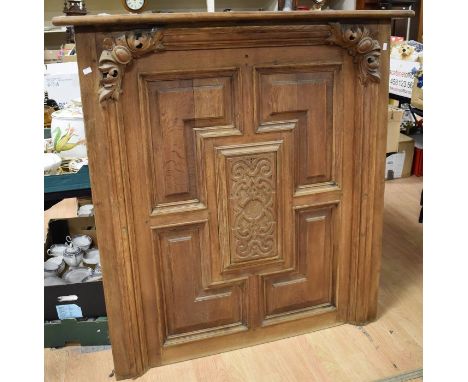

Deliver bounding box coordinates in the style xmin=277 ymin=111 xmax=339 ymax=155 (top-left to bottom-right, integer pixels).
xmin=44 ymin=176 xmax=423 ymax=382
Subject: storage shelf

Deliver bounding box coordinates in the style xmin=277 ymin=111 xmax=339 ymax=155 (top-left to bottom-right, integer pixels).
xmin=44 ymin=26 xmax=67 ymax=34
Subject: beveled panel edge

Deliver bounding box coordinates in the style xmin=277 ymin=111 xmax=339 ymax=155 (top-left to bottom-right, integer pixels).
xmin=294 ymin=183 xmax=341 ymax=197
xmin=262 ymin=303 xmax=337 ymax=327
xmin=150 ymin=218 xmax=209 ymax=231
xmin=151 ymin=201 xmax=206 ymax=216
xmin=164 ymin=322 xmax=249 ymax=347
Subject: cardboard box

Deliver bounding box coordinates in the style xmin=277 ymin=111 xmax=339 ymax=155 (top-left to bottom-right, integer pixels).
xmin=62 ymin=54 xmax=77 ymax=62
xmin=45 ymin=317 xmax=109 ymax=348
xmin=44 ymin=62 xmax=80 ymax=109
xmin=411 ymin=80 xmax=423 ymax=110
xmin=44 ymin=50 xmax=62 ymax=64
xmin=44 ymin=216 xmax=106 ymax=321
xmin=385 ymin=152 xmax=405 ymax=180
xmin=387 ymin=106 xmax=404 ymax=153
xmin=398 ymin=133 xmax=415 ymax=178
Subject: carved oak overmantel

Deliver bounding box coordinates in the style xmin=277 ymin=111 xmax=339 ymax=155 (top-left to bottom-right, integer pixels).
xmin=54 ymin=10 xmax=413 ymax=380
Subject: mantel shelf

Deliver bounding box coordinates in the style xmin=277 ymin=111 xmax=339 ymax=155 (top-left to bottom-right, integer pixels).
xmin=53 ymin=10 xmax=414 ymax=27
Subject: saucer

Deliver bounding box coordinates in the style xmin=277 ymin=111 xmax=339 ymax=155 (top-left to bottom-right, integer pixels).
xmin=62 ymin=267 xmax=92 ymax=284
xmin=82 ymin=273 xmax=103 ymax=283
xmin=44 ymin=276 xmax=67 ymax=286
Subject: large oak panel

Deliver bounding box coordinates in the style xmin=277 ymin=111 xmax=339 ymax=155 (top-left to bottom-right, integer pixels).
xmin=68 ymin=11 xmax=403 ymax=378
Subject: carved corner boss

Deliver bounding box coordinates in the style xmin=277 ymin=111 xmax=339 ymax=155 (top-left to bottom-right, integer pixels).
xmin=327 ymin=22 xmax=381 ymax=85
xmin=98 ymin=29 xmax=164 ymax=103
xmin=97 ymin=23 xmax=381 ymax=103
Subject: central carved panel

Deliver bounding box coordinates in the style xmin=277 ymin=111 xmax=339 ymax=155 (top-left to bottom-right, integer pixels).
xmin=228 ymin=153 xmax=277 ymax=263
xmin=216 ymin=142 xmax=284 ymax=271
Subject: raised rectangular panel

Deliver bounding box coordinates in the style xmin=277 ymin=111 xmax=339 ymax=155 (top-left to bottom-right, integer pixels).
xmin=255 ymin=66 xmax=337 ymax=189
xmin=262 ymin=205 xmax=336 ymax=323
xmin=215 ymin=142 xmax=285 ymax=271
xmin=143 ymin=69 xmax=240 ymax=213
xmin=155 ymin=222 xmax=247 ymax=344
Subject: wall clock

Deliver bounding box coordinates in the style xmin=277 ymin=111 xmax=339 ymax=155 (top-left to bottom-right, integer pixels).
xmin=121 ymin=0 xmax=146 ymax=13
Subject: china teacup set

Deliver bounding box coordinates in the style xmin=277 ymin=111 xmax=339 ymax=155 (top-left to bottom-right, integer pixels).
xmin=44 ymin=234 xmax=102 ymax=286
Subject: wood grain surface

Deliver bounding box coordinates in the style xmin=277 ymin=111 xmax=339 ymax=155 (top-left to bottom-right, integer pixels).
xmin=70 ymin=16 xmax=398 ymax=378
xmin=52 ymin=10 xmax=415 ymax=27
xmin=44 ymin=176 xmax=423 ymax=382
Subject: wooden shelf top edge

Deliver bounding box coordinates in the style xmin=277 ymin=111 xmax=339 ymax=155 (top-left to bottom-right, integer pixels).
xmin=52 ymin=10 xmax=415 ymax=27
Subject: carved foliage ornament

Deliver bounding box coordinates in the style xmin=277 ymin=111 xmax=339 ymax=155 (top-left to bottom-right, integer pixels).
xmin=327 ymin=22 xmax=381 ymax=85
xmin=97 ymin=23 xmax=380 ymax=102
xmin=98 ymin=29 xmax=164 ymax=103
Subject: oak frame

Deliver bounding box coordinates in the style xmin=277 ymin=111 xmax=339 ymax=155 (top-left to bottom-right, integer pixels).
xmin=66 ymin=12 xmax=406 ymax=380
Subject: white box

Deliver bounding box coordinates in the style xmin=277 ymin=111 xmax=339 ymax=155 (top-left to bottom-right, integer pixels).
xmin=44 ymin=62 xmax=80 ymax=109
xmin=385 ymin=152 xmax=405 ymax=180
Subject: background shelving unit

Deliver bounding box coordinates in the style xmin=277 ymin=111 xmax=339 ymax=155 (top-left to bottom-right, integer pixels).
xmin=45 ymin=0 xmax=358 ymax=49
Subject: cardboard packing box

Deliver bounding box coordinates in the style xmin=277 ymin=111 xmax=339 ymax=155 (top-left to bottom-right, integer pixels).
xmin=44 ymin=62 xmax=80 ymax=108
xmin=385 ymin=152 xmax=405 ymax=180
xmin=387 ymin=106 xmax=404 ymax=153
xmin=398 ymin=133 xmax=415 ymax=178
xmin=44 ymin=50 xmax=62 ymax=64
xmin=44 ymin=216 xmax=106 ymax=321
xmin=411 ymin=81 xmax=423 ymax=110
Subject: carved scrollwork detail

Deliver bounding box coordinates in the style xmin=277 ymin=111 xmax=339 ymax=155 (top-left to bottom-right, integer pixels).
xmin=229 ymin=154 xmax=277 ymax=262
xmin=327 ymin=22 xmax=381 ymax=85
xmin=98 ymin=29 xmax=164 ymax=103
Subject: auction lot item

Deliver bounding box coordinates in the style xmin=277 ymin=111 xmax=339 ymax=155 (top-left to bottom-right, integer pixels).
xmin=54 ymin=9 xmax=413 ymax=379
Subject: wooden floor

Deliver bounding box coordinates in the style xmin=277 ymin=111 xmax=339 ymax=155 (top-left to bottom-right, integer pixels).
xmin=44 ymin=176 xmax=423 ymax=382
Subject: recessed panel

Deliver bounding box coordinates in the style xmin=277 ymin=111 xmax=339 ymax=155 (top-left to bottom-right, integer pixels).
xmin=262 ymin=205 xmax=335 ymax=323
xmin=144 ymin=70 xmax=239 ymax=211
xmin=155 ymin=223 xmax=246 ymax=344
xmin=256 ymin=66 xmax=336 ymax=188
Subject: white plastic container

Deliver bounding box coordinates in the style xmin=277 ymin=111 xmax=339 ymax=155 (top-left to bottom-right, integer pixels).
xmin=51 ymin=98 xmax=87 ymax=159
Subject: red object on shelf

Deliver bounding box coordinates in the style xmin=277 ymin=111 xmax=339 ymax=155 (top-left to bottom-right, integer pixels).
xmin=297 ymin=6 xmax=310 ymax=10
xmin=412 ymin=147 xmax=423 ymax=176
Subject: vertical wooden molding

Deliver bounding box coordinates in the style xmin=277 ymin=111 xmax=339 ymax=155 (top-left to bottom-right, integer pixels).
xmin=347 ymin=21 xmax=389 ymax=324
xmin=76 ymin=30 xmax=149 ymax=379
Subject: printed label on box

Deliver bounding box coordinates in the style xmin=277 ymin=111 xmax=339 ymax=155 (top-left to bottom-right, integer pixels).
xmin=44 ymin=62 xmax=80 ymax=108
xmin=56 ymin=304 xmax=83 ymax=320
xmin=389 ymin=59 xmax=421 ymax=98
